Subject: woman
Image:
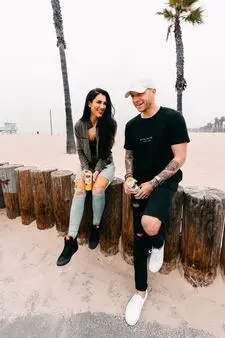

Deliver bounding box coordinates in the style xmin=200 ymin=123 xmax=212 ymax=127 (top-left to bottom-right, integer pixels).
xmin=57 ymin=88 xmax=117 ymax=266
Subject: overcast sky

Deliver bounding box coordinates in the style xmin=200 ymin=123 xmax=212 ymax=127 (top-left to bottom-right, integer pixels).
xmin=0 ymin=0 xmax=224 ymax=133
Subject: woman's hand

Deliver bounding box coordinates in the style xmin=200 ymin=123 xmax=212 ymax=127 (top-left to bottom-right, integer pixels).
xmin=124 ymin=177 xmax=136 ymax=195
xmin=93 ymin=170 xmax=99 ymax=182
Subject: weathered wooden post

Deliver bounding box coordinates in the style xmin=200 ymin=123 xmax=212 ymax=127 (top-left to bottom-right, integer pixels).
xmin=121 ymin=192 xmax=134 ymax=264
xmin=0 ymin=162 xmax=9 ymax=208
xmin=0 ymin=164 xmax=24 ymax=218
xmin=100 ymin=178 xmax=123 ymax=256
xmin=31 ymin=168 xmax=57 ymax=230
xmin=181 ymin=187 xmax=225 ymax=287
xmin=221 ymin=231 xmax=225 ymax=279
xmin=160 ymin=186 xmax=184 ymax=274
xmin=51 ymin=170 xmax=74 ymax=235
xmin=16 ymin=166 xmax=36 ymax=225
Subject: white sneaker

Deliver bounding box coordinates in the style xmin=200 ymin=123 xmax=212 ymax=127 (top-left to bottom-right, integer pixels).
xmin=148 ymin=243 xmax=164 ymax=273
xmin=125 ymin=290 xmax=148 ymax=326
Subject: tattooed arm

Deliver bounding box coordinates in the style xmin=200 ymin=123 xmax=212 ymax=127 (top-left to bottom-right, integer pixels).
xmin=134 ymin=143 xmax=188 ymax=199
xmin=124 ymin=150 xmax=136 ymax=195
xmin=125 ymin=150 xmax=134 ymax=180
xmin=150 ymin=143 xmax=188 ymax=188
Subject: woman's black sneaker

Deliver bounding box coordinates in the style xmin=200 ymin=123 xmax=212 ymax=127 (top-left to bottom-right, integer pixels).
xmin=56 ymin=236 xmax=78 ymax=266
xmin=88 ymin=225 xmax=100 ymax=249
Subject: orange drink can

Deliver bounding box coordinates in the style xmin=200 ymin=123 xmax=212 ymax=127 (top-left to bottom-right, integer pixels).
xmin=84 ymin=170 xmax=93 ymax=191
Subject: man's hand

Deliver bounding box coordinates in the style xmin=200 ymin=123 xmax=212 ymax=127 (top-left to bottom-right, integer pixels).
xmin=93 ymin=170 xmax=99 ymax=183
xmin=134 ymin=181 xmax=154 ymax=199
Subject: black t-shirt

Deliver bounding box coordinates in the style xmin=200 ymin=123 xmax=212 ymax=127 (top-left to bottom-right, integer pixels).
xmin=89 ymin=138 xmax=97 ymax=169
xmin=124 ymin=107 xmax=190 ymax=186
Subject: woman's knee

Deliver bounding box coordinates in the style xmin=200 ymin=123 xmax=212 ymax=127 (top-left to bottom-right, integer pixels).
xmin=141 ymin=215 xmax=161 ymax=236
xmin=74 ymin=187 xmax=86 ymax=197
xmin=75 ymin=178 xmax=85 ymax=192
xmin=92 ymin=185 xmax=106 ymax=195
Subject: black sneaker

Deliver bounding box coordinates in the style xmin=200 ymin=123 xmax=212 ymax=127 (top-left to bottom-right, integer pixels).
xmin=56 ymin=236 xmax=78 ymax=266
xmin=88 ymin=225 xmax=99 ymax=250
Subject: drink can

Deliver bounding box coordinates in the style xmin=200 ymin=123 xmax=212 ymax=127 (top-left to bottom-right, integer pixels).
xmin=84 ymin=170 xmax=93 ymax=191
xmin=126 ymin=177 xmax=140 ymax=194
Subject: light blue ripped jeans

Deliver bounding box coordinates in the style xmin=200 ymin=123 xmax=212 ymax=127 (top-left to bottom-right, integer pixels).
xmin=68 ymin=162 xmax=115 ymax=238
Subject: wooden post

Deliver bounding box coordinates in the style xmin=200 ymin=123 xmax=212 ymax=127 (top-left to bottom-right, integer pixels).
xmin=0 ymin=164 xmax=24 ymax=218
xmin=100 ymin=178 xmax=123 ymax=256
xmin=121 ymin=192 xmax=134 ymax=264
xmin=31 ymin=168 xmax=57 ymax=230
xmin=181 ymin=187 xmax=225 ymax=287
xmin=16 ymin=166 xmax=36 ymax=225
xmin=160 ymin=186 xmax=184 ymax=274
xmin=0 ymin=162 xmax=9 ymax=208
xmin=221 ymin=231 xmax=225 ymax=279
xmin=51 ymin=170 xmax=74 ymax=235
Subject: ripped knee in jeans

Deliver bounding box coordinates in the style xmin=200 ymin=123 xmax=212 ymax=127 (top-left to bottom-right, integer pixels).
xmin=75 ymin=188 xmax=85 ymax=197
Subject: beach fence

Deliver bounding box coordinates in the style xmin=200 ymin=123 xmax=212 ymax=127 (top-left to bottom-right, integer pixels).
xmin=0 ymin=163 xmax=225 ymax=288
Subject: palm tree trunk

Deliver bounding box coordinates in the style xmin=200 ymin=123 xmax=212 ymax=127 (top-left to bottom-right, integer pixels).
xmin=51 ymin=0 xmax=76 ymax=154
xmin=177 ymin=91 xmax=182 ymax=113
xmin=174 ymin=18 xmax=186 ymax=114
xmin=58 ymin=45 xmax=76 ymax=154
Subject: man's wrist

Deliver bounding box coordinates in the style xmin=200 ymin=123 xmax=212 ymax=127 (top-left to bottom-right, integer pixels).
xmin=124 ymin=173 xmax=133 ymax=180
xmin=155 ymin=175 xmax=164 ymax=185
xmin=150 ymin=177 xmax=159 ymax=189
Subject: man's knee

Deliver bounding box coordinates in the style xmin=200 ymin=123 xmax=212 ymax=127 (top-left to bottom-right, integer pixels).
xmin=141 ymin=215 xmax=161 ymax=236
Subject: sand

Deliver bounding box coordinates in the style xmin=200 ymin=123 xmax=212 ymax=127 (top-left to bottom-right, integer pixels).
xmin=0 ymin=133 xmax=225 ymax=337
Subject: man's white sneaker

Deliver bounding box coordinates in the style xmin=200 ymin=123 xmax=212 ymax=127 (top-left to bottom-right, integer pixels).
xmin=148 ymin=243 xmax=164 ymax=273
xmin=125 ymin=290 xmax=148 ymax=326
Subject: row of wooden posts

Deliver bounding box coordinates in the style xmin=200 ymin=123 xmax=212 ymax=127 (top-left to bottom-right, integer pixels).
xmin=0 ymin=163 xmax=225 ymax=288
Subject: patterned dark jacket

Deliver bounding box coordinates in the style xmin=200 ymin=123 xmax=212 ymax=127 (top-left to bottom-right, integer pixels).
xmin=74 ymin=119 xmax=114 ymax=172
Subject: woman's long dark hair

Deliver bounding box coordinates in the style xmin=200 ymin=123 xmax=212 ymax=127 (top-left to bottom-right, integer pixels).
xmin=80 ymin=88 xmax=117 ymax=160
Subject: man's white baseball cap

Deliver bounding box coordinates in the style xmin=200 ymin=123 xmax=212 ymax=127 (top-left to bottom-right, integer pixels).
xmin=124 ymin=78 xmax=156 ymax=98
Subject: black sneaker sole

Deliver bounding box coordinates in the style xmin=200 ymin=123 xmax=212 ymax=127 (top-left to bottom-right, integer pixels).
xmin=56 ymin=247 xmax=78 ymax=266
xmin=56 ymin=256 xmax=72 ymax=266
xmin=88 ymin=240 xmax=99 ymax=250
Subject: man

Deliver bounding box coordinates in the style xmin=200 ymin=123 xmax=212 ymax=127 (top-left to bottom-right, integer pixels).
xmin=123 ymin=78 xmax=190 ymax=326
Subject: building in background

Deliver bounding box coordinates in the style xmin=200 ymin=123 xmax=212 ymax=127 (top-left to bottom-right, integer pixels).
xmin=0 ymin=122 xmax=17 ymax=134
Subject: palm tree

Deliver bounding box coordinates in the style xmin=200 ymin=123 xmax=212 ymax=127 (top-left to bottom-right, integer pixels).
xmin=214 ymin=117 xmax=220 ymax=132
xmin=51 ymin=0 xmax=76 ymax=154
xmin=157 ymin=0 xmax=204 ymax=113
xmin=219 ymin=116 xmax=225 ymax=132
xmin=206 ymin=122 xmax=213 ymax=132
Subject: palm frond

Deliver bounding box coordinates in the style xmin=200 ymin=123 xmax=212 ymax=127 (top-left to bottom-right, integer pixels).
xmin=184 ymin=7 xmax=204 ymax=24
xmin=182 ymin=0 xmax=200 ymax=7
xmin=169 ymin=0 xmax=179 ymax=7
xmin=156 ymin=9 xmax=175 ymax=21
xmin=166 ymin=24 xmax=174 ymax=41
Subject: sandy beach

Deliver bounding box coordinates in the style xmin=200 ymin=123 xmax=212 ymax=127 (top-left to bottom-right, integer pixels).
xmin=0 ymin=132 xmax=225 ymax=189
xmin=0 ymin=133 xmax=225 ymax=337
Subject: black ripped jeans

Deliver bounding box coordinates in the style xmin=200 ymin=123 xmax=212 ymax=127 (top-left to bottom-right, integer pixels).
xmin=130 ymin=178 xmax=178 ymax=291
xmin=132 ymin=199 xmax=165 ymax=291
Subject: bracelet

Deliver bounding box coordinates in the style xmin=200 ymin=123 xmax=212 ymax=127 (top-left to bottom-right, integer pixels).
xmin=150 ymin=178 xmax=159 ymax=189
xmin=154 ymin=175 xmax=162 ymax=185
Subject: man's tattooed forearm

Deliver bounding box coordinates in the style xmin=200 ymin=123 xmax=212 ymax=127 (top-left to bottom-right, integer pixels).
xmin=125 ymin=150 xmax=134 ymax=179
xmin=155 ymin=160 xmax=180 ymax=185
xmin=165 ymin=160 xmax=180 ymax=171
